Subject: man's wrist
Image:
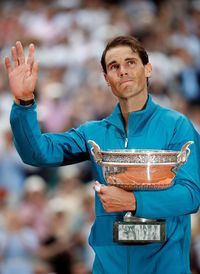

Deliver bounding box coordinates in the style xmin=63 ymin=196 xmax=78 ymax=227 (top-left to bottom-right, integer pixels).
xmin=14 ymin=94 xmax=35 ymax=106
xmin=126 ymin=191 xmax=137 ymax=212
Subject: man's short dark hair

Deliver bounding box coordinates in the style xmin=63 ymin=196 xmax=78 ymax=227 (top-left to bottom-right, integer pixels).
xmin=101 ymin=36 xmax=149 ymax=74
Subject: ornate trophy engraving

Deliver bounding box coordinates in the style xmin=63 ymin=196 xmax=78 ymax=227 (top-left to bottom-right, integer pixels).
xmin=88 ymin=140 xmax=194 ymax=244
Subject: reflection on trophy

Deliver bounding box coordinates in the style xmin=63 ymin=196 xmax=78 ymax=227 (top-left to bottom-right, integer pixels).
xmin=88 ymin=140 xmax=194 ymax=244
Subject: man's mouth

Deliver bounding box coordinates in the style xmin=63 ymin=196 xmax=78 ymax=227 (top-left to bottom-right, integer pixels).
xmin=120 ymin=79 xmax=133 ymax=85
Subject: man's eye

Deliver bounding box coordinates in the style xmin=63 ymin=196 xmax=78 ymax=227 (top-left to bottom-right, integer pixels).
xmin=110 ymin=64 xmax=118 ymax=70
xmin=128 ymin=60 xmax=135 ymax=65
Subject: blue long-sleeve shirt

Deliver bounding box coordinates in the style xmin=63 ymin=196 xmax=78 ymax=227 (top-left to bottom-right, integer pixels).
xmin=10 ymin=94 xmax=200 ymax=274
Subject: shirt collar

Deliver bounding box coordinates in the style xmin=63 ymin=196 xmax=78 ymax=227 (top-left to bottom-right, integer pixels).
xmin=105 ymin=94 xmax=158 ymax=135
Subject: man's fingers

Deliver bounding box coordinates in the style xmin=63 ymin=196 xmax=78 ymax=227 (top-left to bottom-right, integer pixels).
xmin=32 ymin=61 xmax=39 ymax=79
xmin=94 ymin=183 xmax=101 ymax=193
xmin=16 ymin=41 xmax=25 ymax=65
xmin=94 ymin=181 xmax=105 ymax=194
xmin=4 ymin=56 xmax=12 ymax=74
xmin=27 ymin=43 xmax=35 ymax=67
xmin=7 ymin=42 xmax=36 ymax=71
xmin=11 ymin=46 xmax=19 ymax=67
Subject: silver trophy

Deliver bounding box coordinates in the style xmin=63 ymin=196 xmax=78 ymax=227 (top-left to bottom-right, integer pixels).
xmin=88 ymin=140 xmax=193 ymax=244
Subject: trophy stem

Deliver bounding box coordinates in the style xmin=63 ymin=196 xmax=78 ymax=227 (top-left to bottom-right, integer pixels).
xmin=123 ymin=212 xmax=157 ymax=223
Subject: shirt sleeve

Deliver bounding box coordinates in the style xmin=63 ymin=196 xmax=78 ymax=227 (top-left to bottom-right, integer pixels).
xmin=134 ymin=116 xmax=200 ymax=218
xmin=10 ymin=102 xmax=89 ymax=167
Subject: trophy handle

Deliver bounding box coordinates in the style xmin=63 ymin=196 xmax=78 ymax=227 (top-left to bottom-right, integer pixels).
xmin=88 ymin=140 xmax=103 ymax=164
xmin=177 ymin=141 xmax=194 ymax=167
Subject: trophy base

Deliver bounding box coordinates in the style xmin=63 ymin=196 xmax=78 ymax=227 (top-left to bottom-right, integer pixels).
xmin=113 ymin=214 xmax=166 ymax=244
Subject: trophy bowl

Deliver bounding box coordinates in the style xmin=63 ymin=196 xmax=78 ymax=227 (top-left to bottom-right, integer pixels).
xmin=88 ymin=140 xmax=193 ymax=191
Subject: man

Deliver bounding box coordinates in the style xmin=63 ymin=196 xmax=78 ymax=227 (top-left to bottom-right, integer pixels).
xmin=5 ymin=36 xmax=200 ymax=274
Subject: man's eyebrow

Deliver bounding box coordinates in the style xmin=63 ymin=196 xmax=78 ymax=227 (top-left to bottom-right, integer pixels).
xmin=107 ymin=57 xmax=138 ymax=68
xmin=106 ymin=60 xmax=117 ymax=68
xmin=125 ymin=57 xmax=138 ymax=61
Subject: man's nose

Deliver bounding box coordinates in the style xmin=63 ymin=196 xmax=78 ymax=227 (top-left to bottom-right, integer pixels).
xmin=119 ymin=66 xmax=128 ymax=77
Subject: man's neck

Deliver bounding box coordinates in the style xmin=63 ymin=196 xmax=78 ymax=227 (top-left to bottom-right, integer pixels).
xmin=119 ymin=93 xmax=148 ymax=130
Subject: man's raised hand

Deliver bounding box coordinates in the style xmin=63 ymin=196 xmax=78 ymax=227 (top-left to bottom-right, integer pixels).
xmin=5 ymin=41 xmax=38 ymax=101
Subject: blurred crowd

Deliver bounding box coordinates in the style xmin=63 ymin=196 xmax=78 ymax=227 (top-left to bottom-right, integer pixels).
xmin=0 ymin=0 xmax=200 ymax=273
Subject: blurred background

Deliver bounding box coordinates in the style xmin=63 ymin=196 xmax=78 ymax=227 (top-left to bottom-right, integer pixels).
xmin=0 ymin=0 xmax=200 ymax=273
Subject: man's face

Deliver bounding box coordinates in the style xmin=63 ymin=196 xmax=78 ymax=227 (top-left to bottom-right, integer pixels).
xmin=104 ymin=46 xmax=152 ymax=100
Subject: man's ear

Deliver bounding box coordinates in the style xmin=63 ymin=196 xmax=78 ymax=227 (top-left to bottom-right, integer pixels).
xmin=144 ymin=63 xmax=152 ymax=77
xmin=104 ymin=73 xmax=110 ymax=86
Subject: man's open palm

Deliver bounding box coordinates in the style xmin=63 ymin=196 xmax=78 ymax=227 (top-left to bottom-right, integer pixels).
xmin=5 ymin=41 xmax=38 ymax=99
